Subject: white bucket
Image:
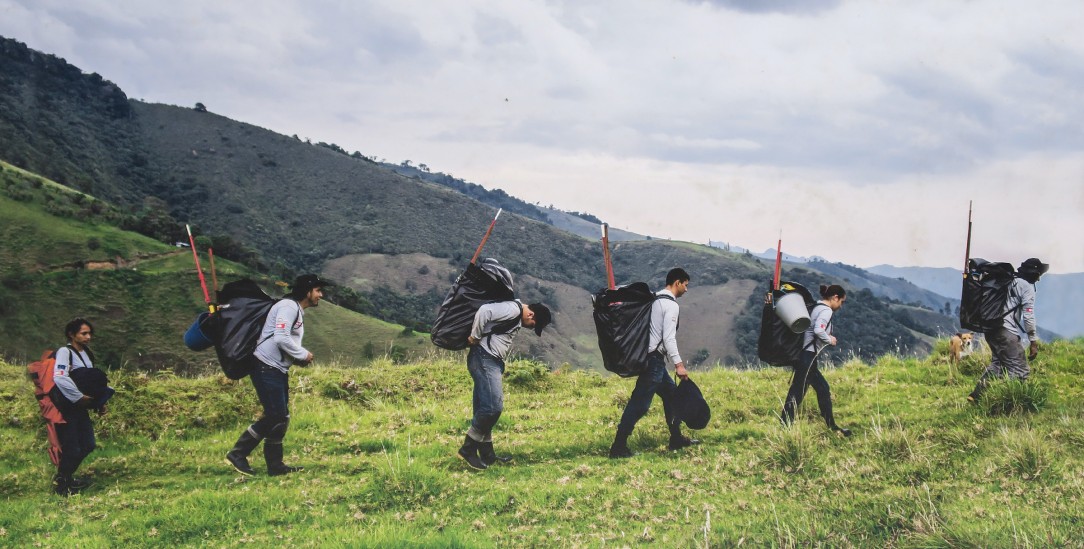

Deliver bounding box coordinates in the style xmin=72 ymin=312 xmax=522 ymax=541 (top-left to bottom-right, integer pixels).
xmin=774 ymin=292 xmax=811 ymax=333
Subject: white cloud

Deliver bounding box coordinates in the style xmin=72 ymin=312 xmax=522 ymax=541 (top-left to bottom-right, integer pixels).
xmin=1 ymin=0 xmax=1082 ymax=271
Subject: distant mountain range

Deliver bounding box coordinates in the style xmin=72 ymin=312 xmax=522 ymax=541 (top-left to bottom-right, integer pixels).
xmin=0 ymin=34 xmax=966 ymax=367
xmin=867 ymin=265 xmax=1083 ymax=338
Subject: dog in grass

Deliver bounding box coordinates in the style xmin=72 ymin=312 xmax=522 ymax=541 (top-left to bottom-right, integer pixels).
xmin=949 ymin=332 xmax=974 ymax=364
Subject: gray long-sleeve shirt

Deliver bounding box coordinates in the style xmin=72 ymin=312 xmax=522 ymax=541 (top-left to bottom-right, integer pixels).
xmin=1005 ymin=277 xmax=1038 ymax=342
xmin=803 ymin=303 xmax=834 ymax=353
xmin=648 ymin=289 xmax=682 ymax=365
xmin=254 ymin=299 xmax=309 ymax=373
xmin=470 ymin=301 xmax=522 ymax=360
xmin=52 ymin=345 xmax=93 ymax=403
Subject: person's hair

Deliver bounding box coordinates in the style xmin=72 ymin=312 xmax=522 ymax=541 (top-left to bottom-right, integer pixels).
xmin=666 ymin=268 xmax=690 ymax=286
xmin=64 ymin=318 xmax=93 ymax=340
xmin=819 ymin=284 xmax=846 ymax=299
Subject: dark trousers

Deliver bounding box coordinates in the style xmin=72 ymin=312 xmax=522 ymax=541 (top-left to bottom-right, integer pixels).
xmin=617 ymin=353 xmax=680 ymax=436
xmin=246 ymin=362 xmax=291 ymax=445
xmin=56 ymin=407 xmax=95 ymax=478
xmin=466 ymin=346 xmax=504 ymax=442
xmin=781 ymin=349 xmax=837 ymax=427
xmin=972 ymin=327 xmax=1029 ymax=398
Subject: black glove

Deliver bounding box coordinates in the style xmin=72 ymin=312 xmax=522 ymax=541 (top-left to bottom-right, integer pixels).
xmin=1028 ymin=341 xmax=1039 ymax=361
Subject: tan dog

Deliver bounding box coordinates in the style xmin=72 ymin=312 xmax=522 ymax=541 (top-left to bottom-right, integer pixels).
xmin=949 ymin=332 xmax=974 ymax=364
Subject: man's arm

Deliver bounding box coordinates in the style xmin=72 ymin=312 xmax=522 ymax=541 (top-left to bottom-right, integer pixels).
xmin=659 ymin=301 xmax=685 ymax=379
xmin=52 ymin=347 xmax=86 ymax=403
xmin=272 ymin=302 xmax=310 ymax=362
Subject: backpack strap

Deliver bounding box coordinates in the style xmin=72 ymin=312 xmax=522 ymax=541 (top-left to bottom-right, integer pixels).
xmin=482 ymin=300 xmax=522 ymax=348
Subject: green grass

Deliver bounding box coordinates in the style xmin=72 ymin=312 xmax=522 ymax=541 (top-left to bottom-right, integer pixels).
xmin=3 ymin=339 xmax=1084 ymax=546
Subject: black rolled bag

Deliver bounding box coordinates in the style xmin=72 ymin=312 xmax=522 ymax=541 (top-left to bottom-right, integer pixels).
xmin=671 ymin=377 xmax=711 ymax=430
xmin=198 ymin=279 xmax=278 ymax=380
xmin=431 ymin=258 xmax=515 ymax=350
xmin=757 ymin=281 xmax=816 ymax=367
xmin=959 ymin=258 xmax=1017 ymax=333
xmin=593 ymin=282 xmax=657 ymax=377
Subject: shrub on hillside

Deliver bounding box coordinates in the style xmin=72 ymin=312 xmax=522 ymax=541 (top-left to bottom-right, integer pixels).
xmin=980 ymin=379 xmax=1049 ymax=416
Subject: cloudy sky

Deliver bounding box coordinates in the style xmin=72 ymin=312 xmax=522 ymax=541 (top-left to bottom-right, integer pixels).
xmin=3 ymin=0 xmax=1083 ymax=272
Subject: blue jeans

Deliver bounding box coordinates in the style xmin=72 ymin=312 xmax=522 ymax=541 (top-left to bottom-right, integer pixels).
xmin=249 ymin=361 xmax=290 ymax=443
xmin=467 ymin=346 xmax=504 ymax=441
xmin=617 ymin=352 xmax=679 ymax=435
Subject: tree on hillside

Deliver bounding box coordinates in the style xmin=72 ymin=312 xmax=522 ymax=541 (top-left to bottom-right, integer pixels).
xmin=194 ymin=102 xmax=207 ymax=112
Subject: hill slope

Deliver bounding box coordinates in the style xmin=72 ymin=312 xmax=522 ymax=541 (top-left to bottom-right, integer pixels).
xmin=2 ymin=339 xmax=1083 ymax=545
xmin=0 ymin=34 xmax=957 ymax=367
xmin=0 ymin=162 xmax=428 ymax=371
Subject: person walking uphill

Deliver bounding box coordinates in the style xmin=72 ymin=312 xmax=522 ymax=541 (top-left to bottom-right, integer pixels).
xmin=50 ymin=318 xmax=111 ymax=496
xmin=458 ymin=300 xmax=552 ymax=470
xmin=609 ymin=268 xmax=700 ymax=458
xmin=968 ymin=258 xmax=1049 ymax=402
xmin=226 ymin=274 xmax=328 ymax=476
xmin=780 ymin=284 xmax=851 ymax=436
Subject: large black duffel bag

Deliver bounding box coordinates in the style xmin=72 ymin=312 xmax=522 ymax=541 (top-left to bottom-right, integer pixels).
xmin=431 ymin=258 xmax=515 ymax=350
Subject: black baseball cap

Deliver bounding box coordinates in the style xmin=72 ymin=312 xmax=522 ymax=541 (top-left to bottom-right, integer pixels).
xmin=528 ymin=303 xmax=552 ymax=336
xmin=1018 ymin=258 xmax=1050 ymax=276
xmin=290 ymin=274 xmax=332 ymax=294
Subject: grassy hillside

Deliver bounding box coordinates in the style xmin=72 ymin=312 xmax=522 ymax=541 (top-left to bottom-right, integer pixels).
xmin=1 ymin=339 xmax=1083 ymax=546
xmin=0 ymin=163 xmax=430 ymax=371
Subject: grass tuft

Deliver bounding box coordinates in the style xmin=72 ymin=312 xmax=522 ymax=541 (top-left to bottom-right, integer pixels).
xmin=980 ymin=378 xmax=1049 ymax=416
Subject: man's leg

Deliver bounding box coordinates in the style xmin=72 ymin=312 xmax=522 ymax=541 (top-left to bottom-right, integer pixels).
xmin=659 ymin=371 xmax=700 ymax=450
xmin=611 ymin=354 xmax=666 ymax=457
xmin=781 ymin=350 xmax=815 ymax=425
xmin=970 ymin=329 xmax=1011 ymax=400
xmin=461 ymin=347 xmax=504 ymax=469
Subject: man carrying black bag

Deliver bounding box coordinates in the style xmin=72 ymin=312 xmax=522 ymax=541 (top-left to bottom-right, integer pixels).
xmin=458 ymin=300 xmax=552 ymax=470
xmin=609 ymin=268 xmax=700 ymax=458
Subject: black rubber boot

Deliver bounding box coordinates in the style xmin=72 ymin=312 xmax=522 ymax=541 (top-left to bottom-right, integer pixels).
xmin=265 ymin=442 xmax=303 ymax=476
xmin=52 ymin=474 xmax=76 ymax=497
xmin=479 ymin=441 xmax=512 ymax=466
xmin=225 ymin=430 xmax=261 ymax=476
xmin=457 ymin=435 xmax=488 ymax=470
xmin=69 ymin=476 xmax=92 ymax=490
xmin=609 ymin=429 xmax=633 ymax=459
xmin=831 ymin=425 xmax=852 ymax=438
xmin=668 ymin=434 xmax=701 ymax=451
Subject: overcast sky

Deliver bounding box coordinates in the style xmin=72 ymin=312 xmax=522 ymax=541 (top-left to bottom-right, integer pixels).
xmin=3 ymin=0 xmax=1082 ymax=272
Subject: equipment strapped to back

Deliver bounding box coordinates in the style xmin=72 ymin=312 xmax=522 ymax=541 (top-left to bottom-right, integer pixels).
xmin=198 ymin=279 xmax=278 ymax=379
xmin=757 ymin=281 xmax=821 ymax=367
xmin=431 ymin=258 xmax=515 ymax=350
xmin=593 ymin=282 xmax=675 ymax=377
xmin=27 ymin=350 xmax=65 ymax=466
xmin=959 ymin=258 xmax=1019 ymax=333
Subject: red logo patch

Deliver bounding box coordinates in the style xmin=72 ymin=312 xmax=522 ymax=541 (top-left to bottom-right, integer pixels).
xmin=276 ymin=323 xmax=287 ymax=329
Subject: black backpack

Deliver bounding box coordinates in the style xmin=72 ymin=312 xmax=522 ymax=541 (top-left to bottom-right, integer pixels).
xmin=959 ymin=258 xmax=1019 ymax=333
xmin=199 ymin=279 xmax=284 ymax=379
xmin=592 ymin=283 xmax=675 ymax=377
xmin=757 ymin=281 xmax=829 ymax=367
xmin=431 ymin=258 xmax=515 ymax=350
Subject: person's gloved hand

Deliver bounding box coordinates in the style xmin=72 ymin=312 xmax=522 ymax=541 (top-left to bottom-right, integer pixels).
xmin=1028 ymin=341 xmax=1040 ymax=361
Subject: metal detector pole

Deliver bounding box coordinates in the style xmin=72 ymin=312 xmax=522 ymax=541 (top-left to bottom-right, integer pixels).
xmin=470 ymin=208 xmax=502 ymax=265
xmin=601 ymin=223 xmax=616 ymax=290
xmin=185 ymin=224 xmax=215 ymax=313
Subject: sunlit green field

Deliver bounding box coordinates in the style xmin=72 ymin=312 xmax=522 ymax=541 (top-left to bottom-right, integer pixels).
xmin=2 ymin=339 xmax=1083 ymax=547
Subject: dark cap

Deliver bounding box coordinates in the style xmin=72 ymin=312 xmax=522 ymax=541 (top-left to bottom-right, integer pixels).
xmin=528 ymin=303 xmax=552 ymax=336
xmin=289 ymin=274 xmax=331 ymax=295
xmin=1018 ymin=258 xmax=1049 ymax=276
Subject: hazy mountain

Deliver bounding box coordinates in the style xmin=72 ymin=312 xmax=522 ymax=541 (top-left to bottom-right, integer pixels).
xmin=0 ymin=34 xmax=959 ymax=367
xmin=868 ymin=264 xmax=1082 ymax=338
